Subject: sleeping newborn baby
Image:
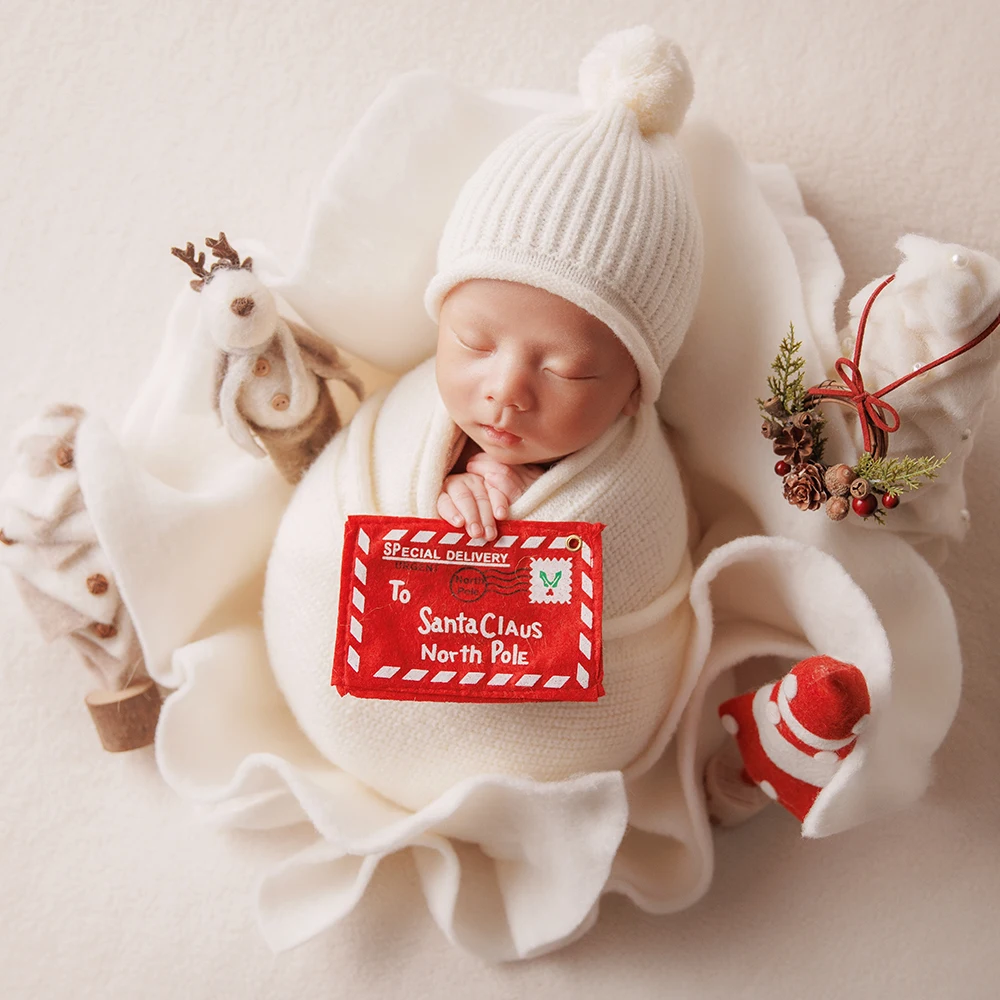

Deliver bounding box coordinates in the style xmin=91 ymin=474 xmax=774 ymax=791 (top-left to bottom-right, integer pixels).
xmin=263 ymin=26 xmax=710 ymax=810
xmin=423 ymin=23 xmax=702 ymax=541
xmin=435 ymin=279 xmax=641 ymax=540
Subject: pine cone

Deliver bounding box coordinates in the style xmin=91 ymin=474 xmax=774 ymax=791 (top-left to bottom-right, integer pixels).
xmin=783 ymin=462 xmax=829 ymax=511
xmin=773 ymin=425 xmax=815 ymax=465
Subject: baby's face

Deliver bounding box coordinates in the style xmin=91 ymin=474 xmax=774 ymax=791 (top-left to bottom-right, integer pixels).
xmin=436 ymin=279 xmax=640 ymax=466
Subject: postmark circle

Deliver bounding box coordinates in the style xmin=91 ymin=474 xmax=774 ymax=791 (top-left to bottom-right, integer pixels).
xmin=449 ymin=567 xmax=488 ymax=603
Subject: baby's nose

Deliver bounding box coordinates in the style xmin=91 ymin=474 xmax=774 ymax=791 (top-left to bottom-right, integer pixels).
xmin=486 ymin=373 xmax=531 ymax=411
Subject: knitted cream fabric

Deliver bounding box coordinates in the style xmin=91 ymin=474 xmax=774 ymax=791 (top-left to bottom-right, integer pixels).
xmin=263 ymin=359 xmax=692 ymax=811
xmin=424 ymin=28 xmax=704 ymax=404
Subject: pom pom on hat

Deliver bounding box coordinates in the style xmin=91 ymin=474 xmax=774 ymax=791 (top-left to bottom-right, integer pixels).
xmin=578 ymin=25 xmax=694 ymax=137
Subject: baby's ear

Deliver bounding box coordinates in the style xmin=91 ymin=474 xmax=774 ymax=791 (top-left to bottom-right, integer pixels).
xmin=621 ymin=382 xmax=641 ymax=417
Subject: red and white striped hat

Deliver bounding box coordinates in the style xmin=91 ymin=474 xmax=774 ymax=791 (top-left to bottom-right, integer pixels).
xmin=717 ymin=655 xmax=871 ymax=822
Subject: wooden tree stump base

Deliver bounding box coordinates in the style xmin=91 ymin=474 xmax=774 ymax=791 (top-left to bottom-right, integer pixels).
xmin=85 ymin=678 xmax=161 ymax=752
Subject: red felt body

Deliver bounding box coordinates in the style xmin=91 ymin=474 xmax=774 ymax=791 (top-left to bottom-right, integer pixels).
xmin=332 ymin=515 xmax=605 ymax=703
xmin=718 ymin=655 xmax=871 ymax=823
xmin=719 ymin=689 xmax=823 ymax=822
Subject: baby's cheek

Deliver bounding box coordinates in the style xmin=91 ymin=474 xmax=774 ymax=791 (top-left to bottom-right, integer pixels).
xmin=551 ymin=408 xmax=602 ymax=451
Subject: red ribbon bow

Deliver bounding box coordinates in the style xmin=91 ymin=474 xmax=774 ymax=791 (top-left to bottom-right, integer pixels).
xmin=809 ymin=357 xmax=901 ymax=455
xmin=804 ymin=265 xmax=1000 ymax=459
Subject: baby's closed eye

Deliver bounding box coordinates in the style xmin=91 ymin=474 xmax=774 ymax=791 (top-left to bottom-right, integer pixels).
xmin=451 ymin=327 xmax=493 ymax=353
xmin=543 ymin=366 xmax=599 ymax=381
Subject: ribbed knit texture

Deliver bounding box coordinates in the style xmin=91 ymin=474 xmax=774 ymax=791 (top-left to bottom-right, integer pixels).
xmin=264 ymin=360 xmax=691 ymax=811
xmin=424 ymin=101 xmax=703 ymax=403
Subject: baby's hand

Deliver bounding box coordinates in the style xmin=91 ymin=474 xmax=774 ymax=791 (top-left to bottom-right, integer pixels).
xmin=437 ymin=454 xmax=544 ymax=540
xmin=465 ymin=453 xmax=544 ymax=513
xmin=437 ymin=472 xmax=504 ymax=541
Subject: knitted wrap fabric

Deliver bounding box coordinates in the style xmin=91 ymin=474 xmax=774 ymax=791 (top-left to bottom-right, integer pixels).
xmin=263 ymin=359 xmax=692 ymax=810
xmin=424 ymin=26 xmax=704 ymax=404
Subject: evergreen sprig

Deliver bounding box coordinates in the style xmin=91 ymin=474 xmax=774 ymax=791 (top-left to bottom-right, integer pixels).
xmin=856 ymin=452 xmax=950 ymax=494
xmin=760 ymin=324 xmax=808 ymax=415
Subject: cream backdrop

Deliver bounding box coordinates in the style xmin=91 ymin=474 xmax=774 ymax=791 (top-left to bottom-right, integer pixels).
xmin=1 ymin=2 xmax=998 ymax=997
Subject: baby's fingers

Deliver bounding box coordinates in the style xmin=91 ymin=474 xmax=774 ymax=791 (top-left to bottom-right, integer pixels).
xmin=445 ymin=477 xmax=496 ymax=540
xmin=464 ymin=483 xmax=497 ymax=540
xmin=437 ymin=491 xmax=464 ymax=528
xmin=483 ymin=482 xmax=510 ymax=521
xmin=467 ymin=460 xmax=522 ymax=508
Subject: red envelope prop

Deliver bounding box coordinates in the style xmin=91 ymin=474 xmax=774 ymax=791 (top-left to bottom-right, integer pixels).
xmin=332 ymin=515 xmax=605 ymax=703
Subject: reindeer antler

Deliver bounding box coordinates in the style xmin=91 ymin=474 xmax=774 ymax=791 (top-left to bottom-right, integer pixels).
xmin=170 ymin=233 xmax=252 ymax=292
xmin=170 ymin=241 xmax=212 ymax=291
xmin=206 ymin=232 xmax=252 ymax=272
xmin=170 ymin=242 xmax=209 ymax=277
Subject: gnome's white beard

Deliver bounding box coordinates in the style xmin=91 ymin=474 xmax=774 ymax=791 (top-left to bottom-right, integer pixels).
xmin=264 ymin=359 xmax=694 ymax=811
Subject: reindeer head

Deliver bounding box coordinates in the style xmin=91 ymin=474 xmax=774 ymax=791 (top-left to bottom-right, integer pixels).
xmin=171 ymin=232 xmax=279 ymax=351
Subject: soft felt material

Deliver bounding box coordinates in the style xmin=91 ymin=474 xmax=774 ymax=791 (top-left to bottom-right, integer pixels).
xmin=176 ymin=244 xmax=363 ymax=482
xmin=329 ymin=514 xmax=608 ymax=702
xmin=0 ymin=405 xmax=142 ymax=690
xmin=838 ymin=235 xmax=1000 ymax=543
xmin=718 ymin=655 xmax=872 ymax=822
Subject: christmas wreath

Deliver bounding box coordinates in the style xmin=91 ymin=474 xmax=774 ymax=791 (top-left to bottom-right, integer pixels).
xmin=761 ymin=275 xmax=998 ymax=523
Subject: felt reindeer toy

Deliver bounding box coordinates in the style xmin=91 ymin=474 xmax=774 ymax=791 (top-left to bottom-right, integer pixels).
xmin=171 ymin=233 xmax=364 ymax=484
xmin=0 ymin=235 xmax=365 ymax=754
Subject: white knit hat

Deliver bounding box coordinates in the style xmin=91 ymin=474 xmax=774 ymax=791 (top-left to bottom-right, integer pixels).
xmin=424 ymin=26 xmax=704 ymax=404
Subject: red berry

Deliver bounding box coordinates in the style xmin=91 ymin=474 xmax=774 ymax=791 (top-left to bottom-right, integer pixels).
xmin=774 ymin=461 xmax=791 ymax=476
xmin=852 ymin=495 xmax=878 ymax=518
xmin=882 ymin=493 xmax=900 ymax=509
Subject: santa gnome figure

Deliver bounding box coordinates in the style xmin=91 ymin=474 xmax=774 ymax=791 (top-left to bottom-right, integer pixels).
xmin=716 ymin=655 xmax=872 ymax=823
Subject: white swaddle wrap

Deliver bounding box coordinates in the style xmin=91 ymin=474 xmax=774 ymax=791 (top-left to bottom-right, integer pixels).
xmin=265 ymin=358 xmax=692 ymax=810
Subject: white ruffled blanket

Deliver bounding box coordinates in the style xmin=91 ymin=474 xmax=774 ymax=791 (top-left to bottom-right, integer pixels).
xmin=63 ymin=73 xmax=961 ymax=961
